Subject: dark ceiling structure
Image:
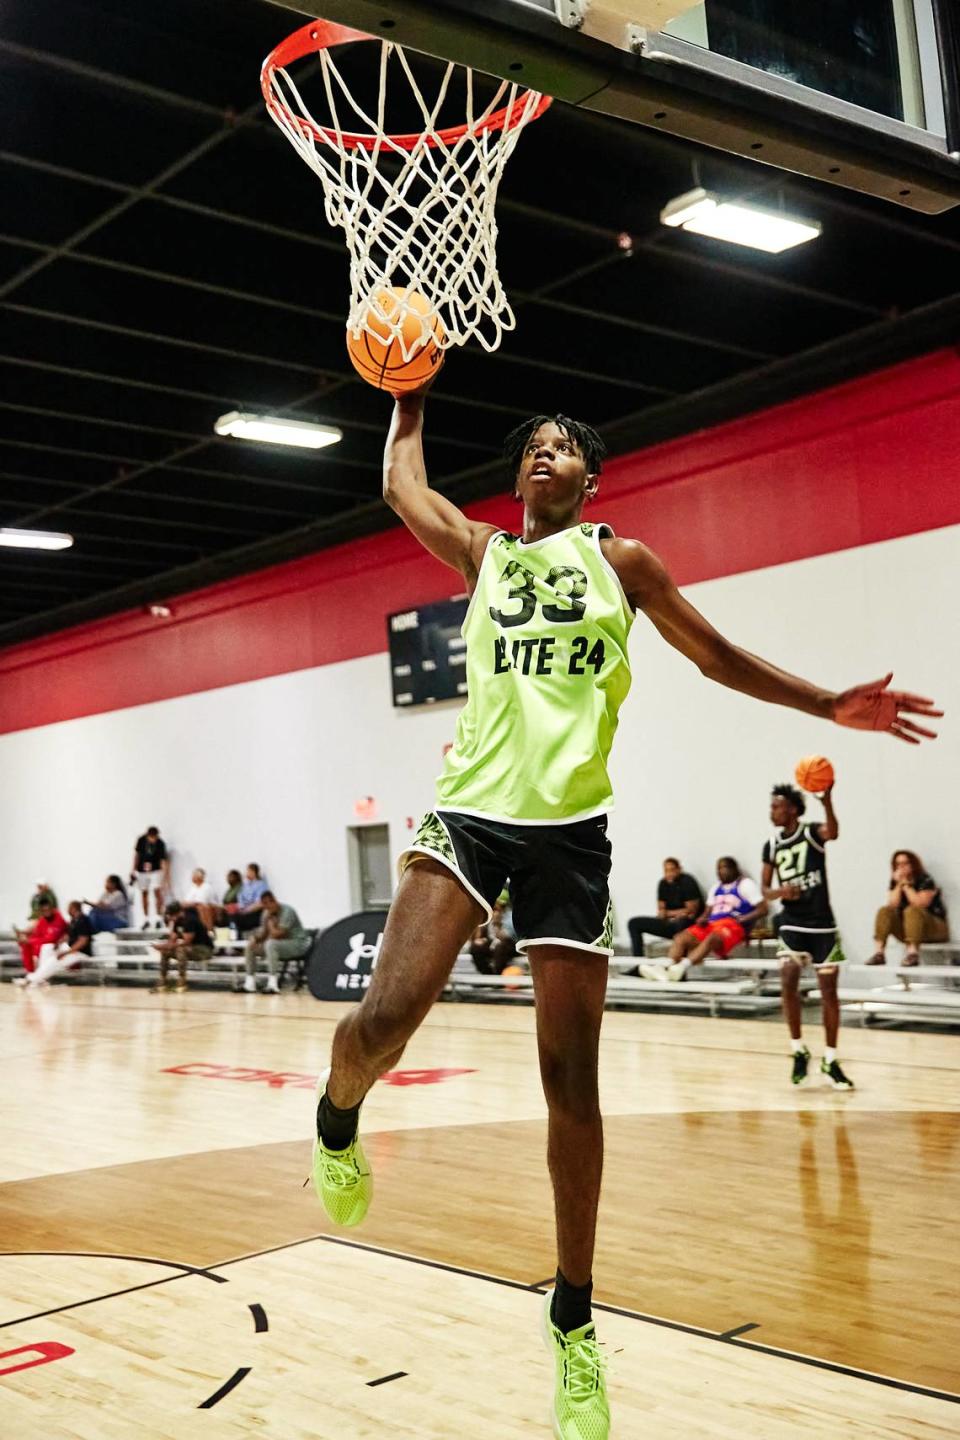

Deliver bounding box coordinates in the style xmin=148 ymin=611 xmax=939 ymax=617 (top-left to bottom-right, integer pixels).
xmin=2 ymin=0 xmax=959 ymax=647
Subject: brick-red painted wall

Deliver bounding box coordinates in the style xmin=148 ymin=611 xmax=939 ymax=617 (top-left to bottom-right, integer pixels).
xmin=2 ymin=348 xmax=958 ymax=735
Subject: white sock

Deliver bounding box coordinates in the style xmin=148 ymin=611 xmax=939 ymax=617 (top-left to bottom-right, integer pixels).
xmin=824 ymin=1047 xmax=837 ymax=1064
xmin=790 ymin=1038 xmax=806 ymax=1054
xmin=671 ymin=958 xmax=689 ymax=976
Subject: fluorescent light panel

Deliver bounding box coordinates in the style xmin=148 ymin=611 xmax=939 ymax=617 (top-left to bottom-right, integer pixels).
xmin=214 ymin=411 xmax=343 ymax=449
xmin=661 ymin=188 xmax=821 ymax=253
xmin=0 ymin=527 xmax=74 ymax=550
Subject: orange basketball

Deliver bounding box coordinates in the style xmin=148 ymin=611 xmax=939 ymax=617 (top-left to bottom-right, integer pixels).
xmin=346 ymin=287 xmax=445 ymax=394
xmin=794 ymin=754 xmax=835 ymax=794
xmin=501 ymin=963 xmax=525 ymax=993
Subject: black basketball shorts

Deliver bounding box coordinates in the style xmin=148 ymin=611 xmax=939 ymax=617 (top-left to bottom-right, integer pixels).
xmin=778 ymin=926 xmax=845 ymax=967
xmin=398 ymin=809 xmax=614 ymax=956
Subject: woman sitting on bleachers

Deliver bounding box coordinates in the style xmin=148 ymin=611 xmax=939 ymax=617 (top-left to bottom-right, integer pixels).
xmin=83 ymin=875 xmax=132 ymax=933
xmin=868 ymin=850 xmax=949 ymax=966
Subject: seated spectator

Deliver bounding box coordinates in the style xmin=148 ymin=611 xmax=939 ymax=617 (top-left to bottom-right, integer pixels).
xmin=233 ymin=863 xmax=269 ymax=935
xmin=24 ymin=901 xmax=94 ymax=987
xmin=183 ymin=867 xmax=219 ymax=933
xmin=28 ymin=879 xmax=58 ymax=922
xmin=243 ymin=891 xmax=310 ymax=994
xmin=131 ymin=824 xmax=170 ymax=929
xmin=640 ymin=856 xmax=767 ymax=982
xmin=12 ymin=898 xmax=68 ymax=984
xmin=868 ymin=849 xmax=949 ymax=966
xmin=84 ymin=875 xmax=132 ymax=933
xmin=150 ymin=901 xmax=213 ymax=994
xmin=469 ymin=893 xmax=517 ymax=975
xmin=219 ymin=869 xmax=244 ymax=921
xmin=627 ymin=858 xmax=703 ymax=959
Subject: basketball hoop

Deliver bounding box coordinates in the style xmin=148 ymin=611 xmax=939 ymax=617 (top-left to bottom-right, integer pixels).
xmin=261 ymin=20 xmax=552 ymax=357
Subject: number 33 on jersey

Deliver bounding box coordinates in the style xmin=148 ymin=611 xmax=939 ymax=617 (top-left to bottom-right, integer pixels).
xmin=434 ymin=523 xmax=634 ymax=823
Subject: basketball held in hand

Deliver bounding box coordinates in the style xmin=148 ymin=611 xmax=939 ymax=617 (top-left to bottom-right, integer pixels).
xmin=346 ymin=287 xmax=445 ymax=394
xmin=795 ymin=754 xmax=835 ymax=793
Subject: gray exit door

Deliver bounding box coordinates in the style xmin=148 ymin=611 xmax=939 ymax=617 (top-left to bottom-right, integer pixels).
xmin=347 ymin=824 xmax=392 ymax=911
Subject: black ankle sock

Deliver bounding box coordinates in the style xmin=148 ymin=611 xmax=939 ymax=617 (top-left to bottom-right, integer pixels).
xmin=551 ymin=1269 xmax=593 ymax=1334
xmin=317 ymin=1092 xmax=360 ymax=1151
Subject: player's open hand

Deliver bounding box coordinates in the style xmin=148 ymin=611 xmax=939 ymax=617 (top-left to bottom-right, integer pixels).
xmin=833 ymin=673 xmax=942 ymax=744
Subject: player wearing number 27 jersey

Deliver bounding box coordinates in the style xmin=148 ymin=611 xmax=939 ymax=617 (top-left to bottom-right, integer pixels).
xmin=312 ymin=400 xmax=942 ymax=1440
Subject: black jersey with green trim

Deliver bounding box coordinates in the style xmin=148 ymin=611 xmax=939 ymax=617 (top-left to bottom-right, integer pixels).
xmin=762 ymin=823 xmax=836 ymax=929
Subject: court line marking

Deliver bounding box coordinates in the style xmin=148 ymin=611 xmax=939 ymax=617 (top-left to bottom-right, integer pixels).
xmin=219 ymin=1233 xmax=960 ymax=1406
xmin=249 ymin=1302 xmax=268 ymax=1333
xmin=718 ymin=1322 xmax=759 ymax=1340
xmin=0 ymin=1251 xmax=227 ymax=1331
xmin=1 ymin=1235 xmax=956 ymax=1405
xmin=197 ymin=1365 xmax=250 ymax=1409
xmin=367 ymin=1371 xmax=407 ymax=1386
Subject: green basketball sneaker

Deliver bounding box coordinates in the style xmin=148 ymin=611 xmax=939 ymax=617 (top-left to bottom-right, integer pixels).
xmin=312 ymin=1068 xmax=373 ymax=1228
xmin=821 ymin=1058 xmax=854 ymax=1090
xmin=790 ymin=1046 xmax=811 ymax=1086
xmin=541 ymin=1290 xmax=610 ymax=1440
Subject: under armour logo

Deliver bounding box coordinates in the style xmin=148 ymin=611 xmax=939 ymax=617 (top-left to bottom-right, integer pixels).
xmin=344 ymin=931 xmax=384 ymax=971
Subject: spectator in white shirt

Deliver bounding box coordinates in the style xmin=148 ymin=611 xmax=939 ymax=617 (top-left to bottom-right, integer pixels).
xmin=183 ymin=868 xmax=219 ymax=934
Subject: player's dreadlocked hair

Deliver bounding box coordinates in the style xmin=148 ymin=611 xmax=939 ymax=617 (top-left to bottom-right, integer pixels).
xmin=502 ymin=414 xmax=607 ymax=482
xmin=772 ymin=783 xmax=806 ymax=817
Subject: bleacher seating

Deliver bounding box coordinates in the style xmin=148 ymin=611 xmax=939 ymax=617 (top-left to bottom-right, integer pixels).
xmin=3 ymin=924 xmax=956 ymax=1025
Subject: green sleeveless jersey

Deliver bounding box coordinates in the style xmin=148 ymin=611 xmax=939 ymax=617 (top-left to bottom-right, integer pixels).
xmin=435 ymin=522 xmax=634 ymax=822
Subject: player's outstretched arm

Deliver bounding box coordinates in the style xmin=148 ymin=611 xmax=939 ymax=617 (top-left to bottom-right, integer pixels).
xmin=609 ymin=538 xmax=942 ymax=744
xmin=382 ymin=393 xmax=497 ymax=585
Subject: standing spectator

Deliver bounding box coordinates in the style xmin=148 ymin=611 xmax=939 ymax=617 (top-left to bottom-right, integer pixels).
xmin=469 ymin=893 xmax=517 ymax=975
xmin=84 ymin=875 xmax=131 ymax=933
xmin=640 ymin=857 xmax=766 ymax=981
xmin=869 ymin=850 xmax=949 ymax=966
xmin=24 ymin=901 xmax=94 ymax=986
xmin=131 ymin=825 xmax=170 ymax=928
xmin=183 ymin=868 xmax=219 ymax=934
xmin=233 ymin=863 xmax=268 ymax=936
xmin=27 ymin=879 xmax=58 ymax=921
xmin=626 ymin=858 xmax=703 ymax=958
xmin=243 ymin=891 xmax=310 ymax=993
xmin=150 ymin=901 xmax=213 ymax=994
xmin=12 ymin=899 xmax=68 ymax=983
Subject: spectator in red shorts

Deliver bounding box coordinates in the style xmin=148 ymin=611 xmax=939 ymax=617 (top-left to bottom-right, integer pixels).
xmin=12 ymin=898 xmax=68 ymax=983
xmin=640 ymin=856 xmax=767 ymax=982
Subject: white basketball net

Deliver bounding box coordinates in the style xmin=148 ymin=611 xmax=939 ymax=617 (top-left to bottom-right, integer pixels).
xmin=264 ymin=36 xmax=550 ymax=357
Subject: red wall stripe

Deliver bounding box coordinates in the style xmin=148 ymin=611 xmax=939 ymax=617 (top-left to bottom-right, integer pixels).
xmin=2 ymin=348 xmax=959 ymax=736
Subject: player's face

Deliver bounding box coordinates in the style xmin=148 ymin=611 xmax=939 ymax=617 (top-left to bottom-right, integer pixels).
xmin=515 ymin=422 xmax=597 ymax=518
xmin=663 ymin=861 xmax=680 ymax=882
xmin=770 ymin=795 xmax=794 ymax=827
xmin=717 ymin=860 xmax=737 ymax=884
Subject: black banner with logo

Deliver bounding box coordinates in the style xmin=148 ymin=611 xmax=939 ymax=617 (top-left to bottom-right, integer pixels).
xmin=307 ymin=911 xmax=387 ymax=1001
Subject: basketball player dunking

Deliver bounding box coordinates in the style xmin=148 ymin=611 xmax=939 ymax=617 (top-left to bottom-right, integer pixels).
xmin=764 ymin=782 xmax=853 ymax=1089
xmin=312 ymin=393 xmax=940 ymax=1439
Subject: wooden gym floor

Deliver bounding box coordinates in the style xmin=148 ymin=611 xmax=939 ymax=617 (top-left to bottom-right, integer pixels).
xmin=1 ymin=985 xmax=958 ymax=1437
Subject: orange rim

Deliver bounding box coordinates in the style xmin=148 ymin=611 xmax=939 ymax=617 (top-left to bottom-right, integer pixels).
xmin=261 ymin=18 xmax=553 ymax=153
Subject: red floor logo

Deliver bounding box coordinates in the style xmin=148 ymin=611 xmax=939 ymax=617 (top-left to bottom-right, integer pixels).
xmin=161 ymin=1063 xmax=475 ymax=1089
xmin=0 ymin=1342 xmax=74 ymax=1376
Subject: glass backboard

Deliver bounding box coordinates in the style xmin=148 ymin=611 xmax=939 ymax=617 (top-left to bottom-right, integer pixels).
xmin=268 ymin=0 xmax=960 ymax=212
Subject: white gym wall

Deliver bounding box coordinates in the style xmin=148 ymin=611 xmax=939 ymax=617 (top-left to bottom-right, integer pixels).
xmin=1 ymin=522 xmax=955 ymax=952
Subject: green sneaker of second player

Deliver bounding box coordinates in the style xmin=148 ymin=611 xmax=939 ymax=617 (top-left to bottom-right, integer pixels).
xmin=312 ymin=1068 xmax=373 ymax=1228
xmin=821 ymin=1057 xmax=855 ymax=1090
xmin=541 ymin=1291 xmax=610 ymax=1440
xmin=790 ymin=1046 xmax=811 ymax=1085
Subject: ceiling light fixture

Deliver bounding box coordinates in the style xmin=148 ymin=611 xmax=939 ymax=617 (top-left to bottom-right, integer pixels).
xmin=214 ymin=411 xmax=343 ymax=449
xmin=660 ymin=188 xmax=822 ymax=253
xmin=0 ymin=527 xmax=74 ymax=551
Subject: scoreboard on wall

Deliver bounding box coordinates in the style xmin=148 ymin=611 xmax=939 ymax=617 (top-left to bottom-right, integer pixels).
xmin=387 ymin=597 xmax=470 ymax=708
